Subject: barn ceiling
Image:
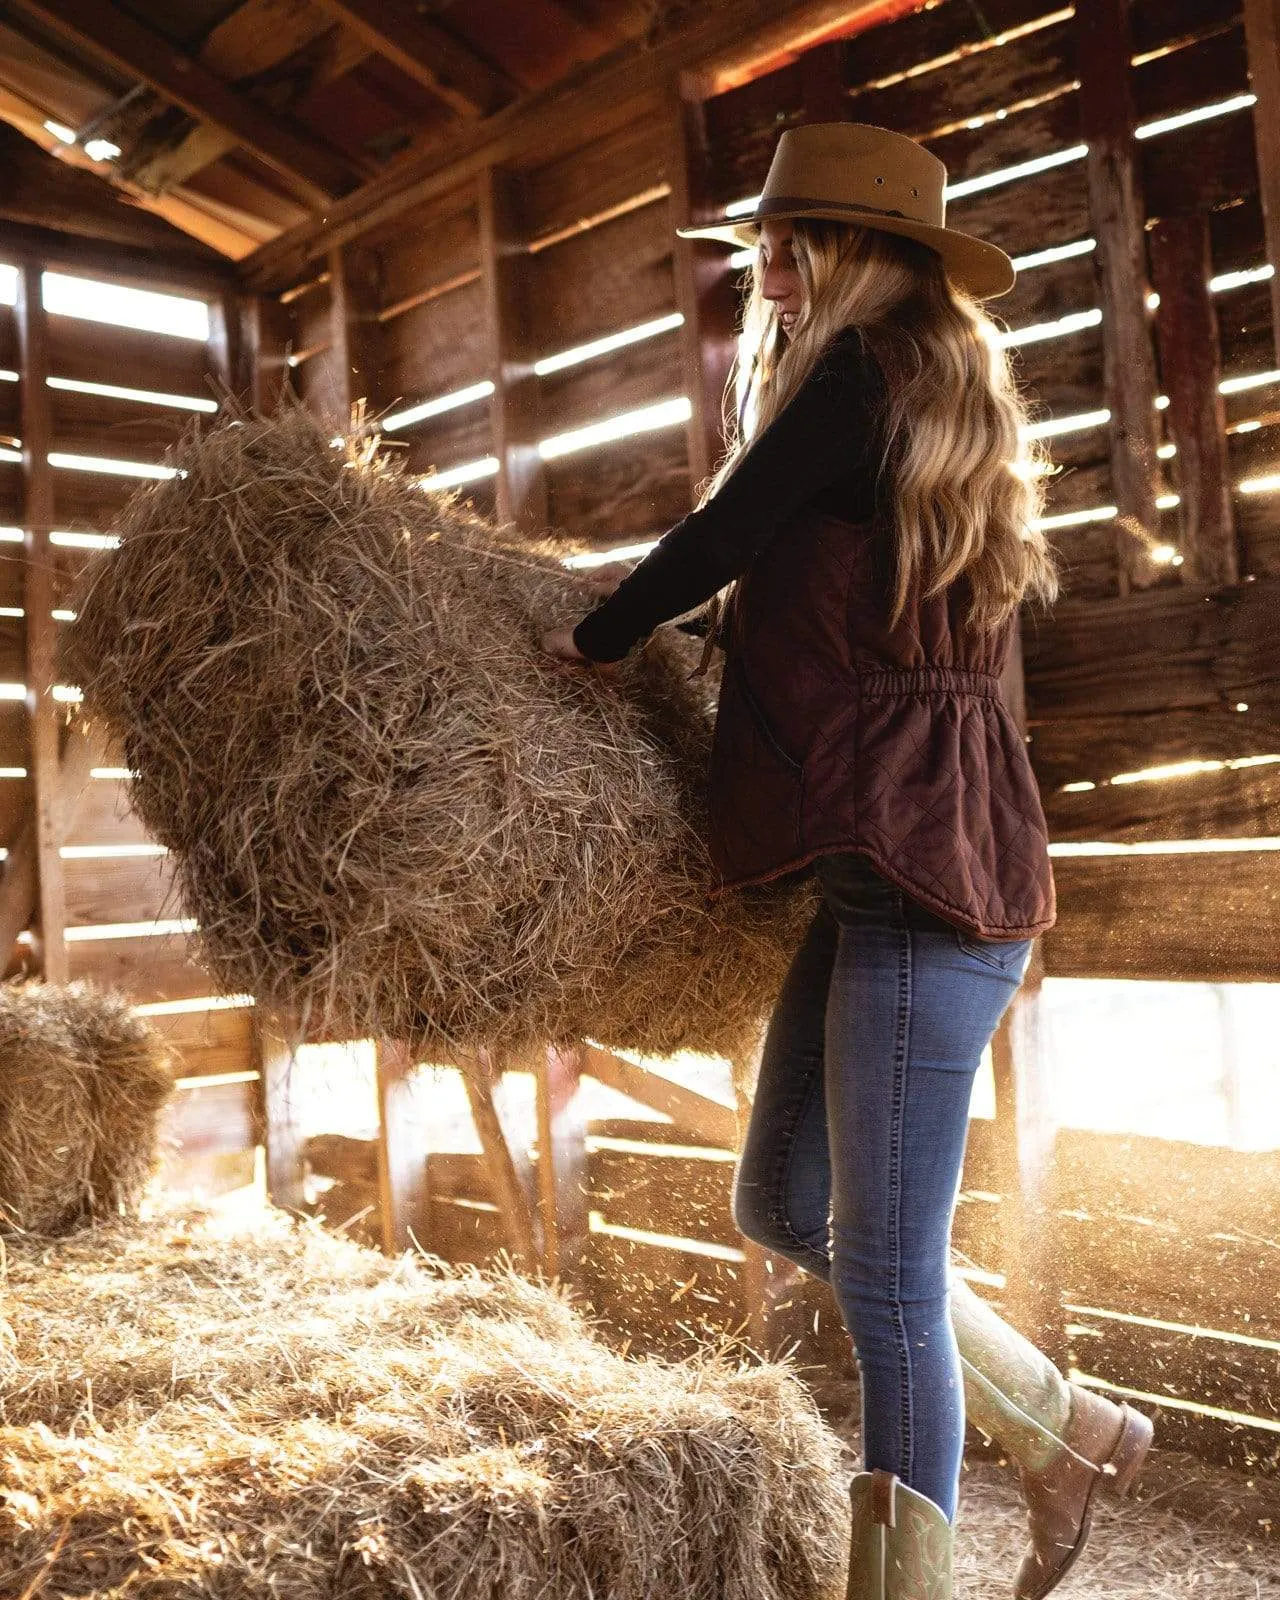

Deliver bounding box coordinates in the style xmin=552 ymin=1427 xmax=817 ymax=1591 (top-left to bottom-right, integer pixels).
xmin=0 ymin=0 xmax=684 ymax=262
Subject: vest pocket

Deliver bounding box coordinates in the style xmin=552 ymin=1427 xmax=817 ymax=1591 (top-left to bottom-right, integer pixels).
xmin=734 ymin=659 xmax=803 ymax=773
xmin=953 ymin=928 xmax=1033 ymax=974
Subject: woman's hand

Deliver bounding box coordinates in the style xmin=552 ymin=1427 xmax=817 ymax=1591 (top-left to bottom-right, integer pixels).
xmin=572 ymin=559 xmax=637 ymax=601
xmin=539 ymin=626 xmax=620 ymax=674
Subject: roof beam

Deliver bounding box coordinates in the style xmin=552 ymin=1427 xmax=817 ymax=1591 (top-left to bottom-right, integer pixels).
xmin=14 ymin=0 xmax=361 ymax=207
xmin=238 ymin=0 xmax=921 ymax=290
xmin=316 ymin=0 xmax=516 ymax=118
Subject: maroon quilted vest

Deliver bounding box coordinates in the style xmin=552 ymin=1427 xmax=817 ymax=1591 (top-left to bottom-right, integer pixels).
xmin=705 ymin=504 xmax=1056 ymax=940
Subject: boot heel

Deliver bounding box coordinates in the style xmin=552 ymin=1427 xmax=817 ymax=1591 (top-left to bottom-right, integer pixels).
xmin=1100 ymin=1405 xmax=1153 ymax=1499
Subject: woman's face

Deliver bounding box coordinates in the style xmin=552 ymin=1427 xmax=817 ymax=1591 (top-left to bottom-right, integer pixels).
xmin=758 ymin=219 xmax=803 ymax=336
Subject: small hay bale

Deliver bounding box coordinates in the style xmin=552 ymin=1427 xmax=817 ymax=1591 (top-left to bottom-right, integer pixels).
xmin=62 ymin=407 xmax=812 ymax=1064
xmin=0 ymin=980 xmax=174 ymax=1235
xmin=0 ymin=1207 xmax=850 ymax=1598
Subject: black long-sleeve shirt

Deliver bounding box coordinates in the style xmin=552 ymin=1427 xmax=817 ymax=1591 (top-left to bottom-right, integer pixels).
xmin=571 ymin=326 xmax=886 ymax=664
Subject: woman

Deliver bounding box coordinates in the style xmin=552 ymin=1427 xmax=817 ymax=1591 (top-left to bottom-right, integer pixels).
xmin=541 ymin=123 xmax=1151 ymax=1599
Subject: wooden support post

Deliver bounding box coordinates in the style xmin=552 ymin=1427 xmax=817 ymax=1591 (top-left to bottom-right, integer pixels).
xmin=1244 ymin=0 xmax=1280 ymax=370
xmin=670 ymin=85 xmax=740 ymax=492
xmin=206 ymin=288 xmax=259 ymax=403
xmin=15 ymin=261 xmax=67 ymax=986
xmin=535 ymin=1043 xmax=589 ymax=1280
xmin=327 ymin=244 xmax=382 ymax=423
xmin=375 ymin=1037 xmax=427 ymax=1254
xmin=1149 ymin=215 xmax=1238 ymax=590
xmin=1076 ymin=0 xmax=1163 ymax=596
xmin=462 ymin=1053 xmax=540 ymax=1266
xmin=245 ymin=293 xmax=295 ymax=413
xmin=990 ymin=617 xmax=1066 ymax=1363
xmin=478 ymin=166 xmax=547 ymax=532
xmin=254 ymin=1009 xmax=307 ymax=1211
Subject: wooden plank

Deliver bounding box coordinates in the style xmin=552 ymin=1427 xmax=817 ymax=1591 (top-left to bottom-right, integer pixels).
xmin=537 ymin=329 xmax=682 ymax=440
xmin=371 ymin=191 xmax=477 ymax=319
xmin=850 ymin=15 xmax=1076 ymax=142
xmin=46 ymin=317 xmax=210 ymax=403
xmin=393 ymin=404 xmax=493 ymax=479
xmin=49 ymin=389 xmax=204 ymax=464
xmin=66 ymin=931 xmax=215 ymax=1002
xmin=15 ymin=261 xmax=66 ymax=984
xmin=1142 ymin=106 xmax=1259 ymax=218
xmin=843 ymin=0 xmax=1071 ymax=92
xmin=1076 ymin=0 xmax=1164 ymax=597
xmin=670 ymin=88 xmax=738 ymax=492
xmin=579 ymin=1043 xmax=738 ymax=1148
xmin=1042 ymin=848 xmax=1280 ymax=981
xmin=314 ymin=0 xmax=516 ymax=118
xmin=1244 ymin=0 xmax=1280 ymax=370
xmin=1028 ymin=704 xmax=1280 ymax=791
xmin=588 ymin=1139 xmax=738 ymax=1247
xmin=525 ymin=115 xmax=669 ymax=245
xmin=377 ymin=279 xmax=488 ymax=418
xmin=535 ymin=1043 xmax=589 ymax=1279
xmin=0 ymin=218 xmax=230 ymax=299
xmin=326 ymin=243 xmax=382 ymax=423
xmin=1053 ymin=1129 xmax=1280 ymax=1338
xmin=1045 ymin=758 xmax=1280 ymax=841
xmin=147 ymin=1001 xmax=256 ymax=1079
xmin=255 ymin=1008 xmax=306 ymax=1210
xmin=1022 ymin=574 xmax=1280 ymax=719
xmin=375 ymin=1036 xmax=427 ymax=1253
xmin=544 ymin=428 xmax=691 ymax=550
xmin=526 ymin=196 xmax=673 ymax=355
xmin=478 ymin=166 xmax=546 ymax=532
xmin=576 ymin=1232 xmax=748 ymax=1359
xmin=19 ymin=0 xmax=360 ymax=208
xmin=461 ymin=1056 xmax=540 ymax=1265
xmin=61 ymin=851 xmax=178 ymax=927
xmin=1150 ymin=213 xmax=1238 ymax=588
xmin=304 ymin=1130 xmax=378 ymax=1185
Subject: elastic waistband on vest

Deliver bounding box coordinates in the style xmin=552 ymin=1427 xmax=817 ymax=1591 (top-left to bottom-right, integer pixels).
xmin=855 ymin=664 xmax=1003 ymax=697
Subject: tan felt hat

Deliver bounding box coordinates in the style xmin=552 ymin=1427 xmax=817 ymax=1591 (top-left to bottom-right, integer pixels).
xmin=677 ymin=121 xmax=1015 ymax=300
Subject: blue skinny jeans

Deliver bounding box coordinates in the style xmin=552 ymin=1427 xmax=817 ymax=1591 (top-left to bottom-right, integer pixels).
xmin=731 ymin=851 xmax=1033 ymax=1521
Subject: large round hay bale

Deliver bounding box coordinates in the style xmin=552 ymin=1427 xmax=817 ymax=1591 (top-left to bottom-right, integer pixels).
xmin=0 ymin=1208 xmax=850 ymax=1598
xmin=64 ymin=409 xmax=812 ymax=1063
xmin=0 ymin=980 xmax=174 ymax=1235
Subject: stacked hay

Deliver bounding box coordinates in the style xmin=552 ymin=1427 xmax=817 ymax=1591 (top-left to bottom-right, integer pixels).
xmin=0 ymin=1206 xmax=849 ymax=1598
xmin=0 ymin=980 xmax=174 ymax=1235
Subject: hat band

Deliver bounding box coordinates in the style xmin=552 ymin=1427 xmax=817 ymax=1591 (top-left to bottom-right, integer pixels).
xmin=748 ymin=193 xmax=931 ymax=226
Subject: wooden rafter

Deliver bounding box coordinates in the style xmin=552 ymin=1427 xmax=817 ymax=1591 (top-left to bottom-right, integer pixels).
xmin=316 ymin=0 xmax=516 ymax=119
xmin=239 ymin=0 xmax=910 ymax=290
xmin=14 ymin=0 xmax=362 ymax=207
xmin=126 ymin=0 xmax=372 ymax=197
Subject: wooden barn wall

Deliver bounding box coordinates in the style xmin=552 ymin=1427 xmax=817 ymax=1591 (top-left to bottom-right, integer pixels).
xmin=0 ymin=251 xmax=262 ymax=1197
xmin=272 ymin=0 xmax=1280 ymax=1475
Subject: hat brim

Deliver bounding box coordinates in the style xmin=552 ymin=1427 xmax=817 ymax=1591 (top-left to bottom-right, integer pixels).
xmin=677 ymin=206 xmax=1015 ymax=300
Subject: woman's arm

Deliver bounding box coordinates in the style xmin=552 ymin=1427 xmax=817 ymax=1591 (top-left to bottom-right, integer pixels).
xmin=571 ymin=329 xmax=883 ymax=664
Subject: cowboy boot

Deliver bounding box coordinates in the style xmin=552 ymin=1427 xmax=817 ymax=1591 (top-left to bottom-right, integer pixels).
xmin=951 ymin=1276 xmax=1154 ymax=1599
xmin=846 ymin=1469 xmax=952 ymax=1599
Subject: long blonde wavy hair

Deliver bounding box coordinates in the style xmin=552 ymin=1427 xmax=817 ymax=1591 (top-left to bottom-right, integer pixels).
xmin=701 ymin=219 xmax=1061 ymax=637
